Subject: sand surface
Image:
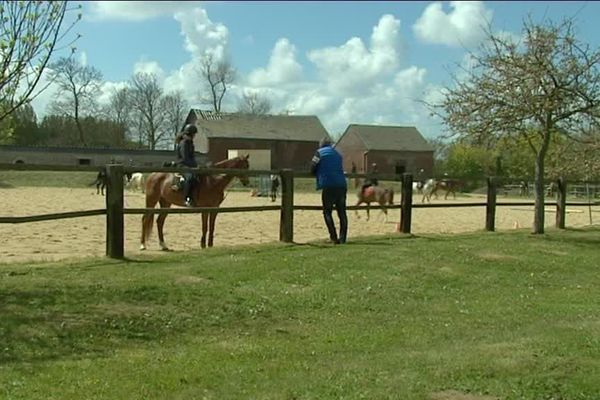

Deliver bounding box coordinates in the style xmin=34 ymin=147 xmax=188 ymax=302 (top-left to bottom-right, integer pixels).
xmin=1 ymin=186 xmax=597 ymax=264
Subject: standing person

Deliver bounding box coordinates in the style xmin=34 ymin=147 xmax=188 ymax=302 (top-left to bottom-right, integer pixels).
xmin=176 ymin=124 xmax=199 ymax=207
xmin=310 ymin=137 xmax=348 ymax=244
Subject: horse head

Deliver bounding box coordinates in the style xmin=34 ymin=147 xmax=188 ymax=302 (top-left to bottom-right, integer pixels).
xmin=215 ymin=154 xmax=251 ymax=186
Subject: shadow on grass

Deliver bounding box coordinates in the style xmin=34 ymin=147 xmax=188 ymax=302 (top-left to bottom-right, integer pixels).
xmin=539 ymin=227 xmax=600 ymax=248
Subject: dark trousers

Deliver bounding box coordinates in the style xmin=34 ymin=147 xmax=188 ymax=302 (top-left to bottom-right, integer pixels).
xmin=321 ymin=187 xmax=348 ymax=243
xmin=183 ymin=172 xmax=195 ymax=200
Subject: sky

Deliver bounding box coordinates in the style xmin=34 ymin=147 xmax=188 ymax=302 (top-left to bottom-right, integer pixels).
xmin=30 ymin=1 xmax=600 ymax=140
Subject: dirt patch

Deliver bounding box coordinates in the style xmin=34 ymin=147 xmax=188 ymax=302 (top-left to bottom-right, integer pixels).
xmin=430 ymin=390 xmax=498 ymax=400
xmin=0 ymin=187 xmax=597 ymax=264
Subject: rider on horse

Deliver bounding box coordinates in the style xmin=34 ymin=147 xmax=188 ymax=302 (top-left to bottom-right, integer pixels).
xmin=176 ymin=124 xmax=199 ymax=207
xmin=361 ymin=163 xmax=379 ymax=195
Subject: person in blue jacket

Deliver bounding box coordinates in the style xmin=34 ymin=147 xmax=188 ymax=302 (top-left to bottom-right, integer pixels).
xmin=310 ymin=137 xmax=348 ymax=244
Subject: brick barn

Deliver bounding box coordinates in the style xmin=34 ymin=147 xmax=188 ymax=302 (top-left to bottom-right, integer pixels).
xmin=334 ymin=124 xmax=434 ymax=177
xmin=183 ymin=109 xmax=330 ymax=171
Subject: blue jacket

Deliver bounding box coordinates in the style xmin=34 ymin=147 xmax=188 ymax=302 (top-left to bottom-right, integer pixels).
xmin=310 ymin=145 xmax=347 ymax=190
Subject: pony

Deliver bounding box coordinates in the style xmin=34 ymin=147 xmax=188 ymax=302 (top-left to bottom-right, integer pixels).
xmin=140 ymin=155 xmax=251 ymax=251
xmin=355 ymin=185 xmax=394 ymax=221
xmin=90 ymin=169 xmax=107 ymax=195
xmin=125 ymin=172 xmax=146 ymax=193
xmin=432 ymin=178 xmax=462 ymax=200
xmin=412 ymin=180 xmax=424 ymax=194
xmin=421 ymin=178 xmax=438 ymax=203
xmin=270 ymin=174 xmax=280 ymax=202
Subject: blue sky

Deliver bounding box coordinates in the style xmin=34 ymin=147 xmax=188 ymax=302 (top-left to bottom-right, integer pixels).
xmin=31 ymin=1 xmax=600 ymax=139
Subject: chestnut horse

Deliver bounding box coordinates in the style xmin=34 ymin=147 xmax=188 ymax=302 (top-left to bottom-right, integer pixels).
xmin=355 ymin=185 xmax=394 ymax=221
xmin=140 ymin=155 xmax=250 ymax=251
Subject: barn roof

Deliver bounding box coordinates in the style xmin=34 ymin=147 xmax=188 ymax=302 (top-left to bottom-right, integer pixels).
xmin=186 ymin=109 xmax=330 ymax=142
xmin=339 ymin=124 xmax=433 ymax=152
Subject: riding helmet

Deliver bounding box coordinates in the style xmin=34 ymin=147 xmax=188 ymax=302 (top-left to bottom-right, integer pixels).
xmin=183 ymin=124 xmax=198 ymax=135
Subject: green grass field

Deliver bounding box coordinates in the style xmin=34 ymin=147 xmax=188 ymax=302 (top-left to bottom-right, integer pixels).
xmin=1 ymin=228 xmax=599 ymax=399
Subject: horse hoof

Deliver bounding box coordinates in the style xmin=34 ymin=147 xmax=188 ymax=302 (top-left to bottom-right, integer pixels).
xmin=140 ymin=244 xmax=146 ymax=251
xmin=161 ymin=247 xmax=170 ymax=252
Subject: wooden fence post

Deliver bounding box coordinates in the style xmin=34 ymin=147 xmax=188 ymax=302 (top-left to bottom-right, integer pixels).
xmin=106 ymin=164 xmax=124 ymax=259
xmin=400 ymin=173 xmax=413 ymax=234
xmin=485 ymin=176 xmax=497 ymax=232
xmin=279 ymin=169 xmax=294 ymax=243
xmin=555 ymin=177 xmax=566 ymax=229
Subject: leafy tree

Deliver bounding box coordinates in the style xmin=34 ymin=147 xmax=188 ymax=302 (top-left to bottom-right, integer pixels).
xmin=444 ymin=142 xmax=495 ymax=178
xmin=48 ymin=57 xmax=103 ymax=146
xmin=429 ymin=17 xmax=600 ymax=233
xmin=0 ymin=1 xmax=81 ymax=123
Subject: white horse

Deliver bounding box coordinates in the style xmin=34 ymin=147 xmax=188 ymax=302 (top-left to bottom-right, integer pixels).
xmin=412 ymin=181 xmax=424 ymax=194
xmin=421 ymin=178 xmax=438 ymax=203
xmin=125 ymin=172 xmax=146 ymax=193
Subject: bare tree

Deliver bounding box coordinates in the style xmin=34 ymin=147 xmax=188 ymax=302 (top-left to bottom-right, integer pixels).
xmin=198 ymin=53 xmax=235 ymax=113
xmin=0 ymin=1 xmax=80 ymax=123
xmin=48 ymin=57 xmax=103 ymax=145
xmin=427 ymin=17 xmax=600 ymax=234
xmin=104 ymin=87 xmax=131 ymax=127
xmin=129 ymin=72 xmax=167 ymax=150
xmin=162 ymin=90 xmax=188 ymax=138
xmin=237 ymin=91 xmax=272 ymax=115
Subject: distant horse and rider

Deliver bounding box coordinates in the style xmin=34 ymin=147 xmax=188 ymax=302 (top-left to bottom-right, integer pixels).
xmin=352 ymin=163 xmax=395 ymax=221
xmin=355 ymin=185 xmax=394 ymax=221
xmin=420 ymin=177 xmax=463 ymax=203
xmin=140 ymin=154 xmax=251 ymax=251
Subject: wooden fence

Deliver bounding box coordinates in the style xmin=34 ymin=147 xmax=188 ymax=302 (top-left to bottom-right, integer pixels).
xmin=1 ymin=163 xmax=599 ymax=259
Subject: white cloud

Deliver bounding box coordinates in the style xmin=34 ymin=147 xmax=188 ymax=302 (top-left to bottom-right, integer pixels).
xmin=174 ymin=7 xmax=229 ymax=60
xmin=413 ymin=1 xmax=492 ymax=47
xmin=133 ymin=60 xmax=165 ymax=81
xmin=247 ymin=38 xmax=303 ymax=87
xmin=87 ymin=1 xmax=195 ymax=22
xmin=307 ymin=14 xmax=403 ymax=94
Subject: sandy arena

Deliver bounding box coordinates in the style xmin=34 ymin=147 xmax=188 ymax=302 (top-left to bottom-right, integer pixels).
xmin=1 ymin=186 xmax=598 ymax=263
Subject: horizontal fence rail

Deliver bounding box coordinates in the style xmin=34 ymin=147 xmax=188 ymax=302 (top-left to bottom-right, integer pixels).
xmin=1 ymin=163 xmax=599 ymax=259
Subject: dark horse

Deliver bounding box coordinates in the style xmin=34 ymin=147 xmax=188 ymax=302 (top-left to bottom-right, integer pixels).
xmin=91 ymin=169 xmax=107 ymax=195
xmin=91 ymin=168 xmax=133 ymax=196
xmin=140 ymin=155 xmax=251 ymax=251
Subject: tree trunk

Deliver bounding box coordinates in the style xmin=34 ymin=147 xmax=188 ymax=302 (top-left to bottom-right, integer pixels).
xmin=533 ymin=153 xmax=545 ymax=234
xmin=532 ymin=128 xmax=552 ymax=234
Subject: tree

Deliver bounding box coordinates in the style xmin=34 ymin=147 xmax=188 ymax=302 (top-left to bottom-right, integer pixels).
xmin=198 ymin=53 xmax=235 ymax=113
xmin=237 ymin=91 xmax=272 ymax=115
xmin=48 ymin=57 xmax=103 ymax=146
xmin=128 ymin=72 xmax=167 ymax=150
xmin=0 ymin=1 xmax=81 ymax=123
xmin=428 ymin=17 xmax=600 ymax=234
xmin=162 ymin=91 xmax=188 ymax=144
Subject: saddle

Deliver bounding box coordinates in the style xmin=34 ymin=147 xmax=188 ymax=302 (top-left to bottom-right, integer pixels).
xmin=171 ymin=174 xmax=185 ymax=191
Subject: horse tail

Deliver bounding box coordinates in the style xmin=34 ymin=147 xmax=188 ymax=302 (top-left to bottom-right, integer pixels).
xmin=388 ymin=189 xmax=394 ymax=204
xmin=142 ymin=212 xmax=154 ymax=243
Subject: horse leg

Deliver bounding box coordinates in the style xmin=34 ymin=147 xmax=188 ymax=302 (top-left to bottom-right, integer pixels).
xmin=366 ymin=203 xmax=371 ymax=221
xmin=140 ymin=178 xmax=161 ymax=251
xmin=156 ymin=199 xmax=171 ymax=251
xmin=355 ymin=199 xmax=363 ymax=219
xmin=208 ymin=211 xmax=218 ymax=247
xmin=200 ymin=212 xmax=209 ymax=249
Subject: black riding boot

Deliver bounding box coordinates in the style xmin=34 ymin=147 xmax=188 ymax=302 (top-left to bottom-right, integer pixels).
xmin=183 ymin=178 xmax=194 ymax=207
